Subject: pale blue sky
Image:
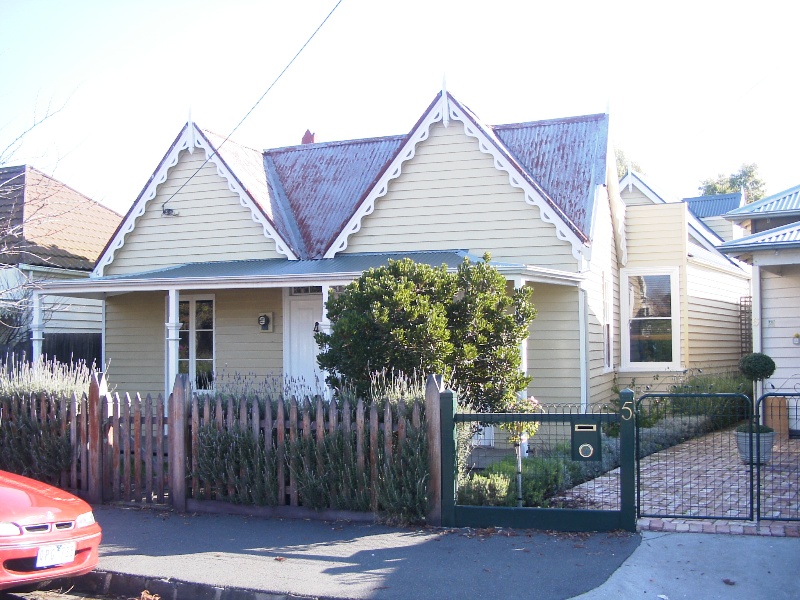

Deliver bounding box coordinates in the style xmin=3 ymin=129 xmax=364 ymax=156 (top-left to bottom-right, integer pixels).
xmin=1 ymin=0 xmax=797 ymax=214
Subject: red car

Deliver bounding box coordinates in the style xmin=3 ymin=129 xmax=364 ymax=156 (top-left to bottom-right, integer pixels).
xmin=0 ymin=470 xmax=102 ymax=591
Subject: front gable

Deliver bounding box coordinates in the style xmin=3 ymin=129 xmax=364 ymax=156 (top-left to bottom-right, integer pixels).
xmin=96 ymin=125 xmax=296 ymax=276
xmin=326 ymin=93 xmax=592 ymax=270
xmin=337 ymin=121 xmax=581 ymax=271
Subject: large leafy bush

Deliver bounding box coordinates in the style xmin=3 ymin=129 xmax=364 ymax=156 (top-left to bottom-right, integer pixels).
xmin=315 ymin=255 xmax=536 ymax=412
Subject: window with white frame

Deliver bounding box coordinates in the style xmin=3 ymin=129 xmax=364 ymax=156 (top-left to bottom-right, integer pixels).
xmin=178 ymin=296 xmax=215 ymax=390
xmin=621 ymin=268 xmax=680 ymax=370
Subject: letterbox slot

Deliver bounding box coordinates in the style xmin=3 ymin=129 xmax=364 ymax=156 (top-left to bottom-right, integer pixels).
xmin=574 ymin=424 xmax=597 ymax=432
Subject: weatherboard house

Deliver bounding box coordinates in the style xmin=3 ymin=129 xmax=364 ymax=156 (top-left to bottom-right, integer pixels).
xmin=0 ymin=165 xmax=121 ymax=363
xmin=719 ymin=183 xmax=800 ymax=399
xmin=36 ymin=93 xmax=749 ymax=404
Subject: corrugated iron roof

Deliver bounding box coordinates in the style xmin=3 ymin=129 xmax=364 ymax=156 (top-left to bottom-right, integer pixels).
xmin=264 ymin=135 xmax=405 ymax=259
xmin=493 ymin=114 xmax=608 ymax=239
xmin=719 ymin=221 xmax=800 ymax=254
xmin=96 ymin=250 xmax=489 ymax=281
xmin=126 ymin=95 xmax=609 ymax=263
xmin=683 ymin=193 xmax=742 ymax=218
xmin=725 ymin=183 xmax=800 ymax=221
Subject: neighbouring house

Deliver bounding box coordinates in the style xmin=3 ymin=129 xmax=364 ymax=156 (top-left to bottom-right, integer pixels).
xmin=682 ymin=192 xmax=746 ymax=242
xmin=718 ymin=184 xmax=800 ymax=410
xmin=0 ymin=165 xmax=122 ymax=363
xmin=37 ymin=93 xmax=750 ymax=406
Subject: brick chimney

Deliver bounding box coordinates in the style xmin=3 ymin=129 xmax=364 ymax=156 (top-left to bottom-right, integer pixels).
xmin=302 ymin=129 xmax=315 ymax=144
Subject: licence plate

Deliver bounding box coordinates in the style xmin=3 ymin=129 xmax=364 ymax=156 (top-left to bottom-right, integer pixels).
xmin=36 ymin=541 xmax=76 ymax=568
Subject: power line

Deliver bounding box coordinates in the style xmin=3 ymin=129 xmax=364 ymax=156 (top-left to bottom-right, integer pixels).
xmin=162 ymin=0 xmax=344 ymax=212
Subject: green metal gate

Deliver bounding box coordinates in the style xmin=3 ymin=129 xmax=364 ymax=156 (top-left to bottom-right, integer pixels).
xmin=635 ymin=391 xmax=755 ymax=521
xmin=438 ymin=389 xmax=637 ymax=532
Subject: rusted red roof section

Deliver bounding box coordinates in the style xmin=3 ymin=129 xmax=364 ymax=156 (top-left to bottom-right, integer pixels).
xmin=252 ymin=105 xmax=607 ymax=257
xmin=492 ymin=113 xmax=609 ymax=239
xmin=264 ymin=135 xmax=405 ymax=259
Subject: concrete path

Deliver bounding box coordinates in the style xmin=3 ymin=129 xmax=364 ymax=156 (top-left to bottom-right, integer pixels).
xmin=73 ymin=506 xmax=800 ymax=600
xmin=575 ymin=530 xmax=799 ymax=600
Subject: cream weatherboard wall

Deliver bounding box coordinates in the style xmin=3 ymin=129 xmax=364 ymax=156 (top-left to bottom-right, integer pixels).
xmin=526 ymin=283 xmax=581 ymax=403
xmin=105 ymin=288 xmax=285 ymax=397
xmin=620 ymin=186 xmax=654 ymax=207
xmin=105 ymin=292 xmax=166 ymax=397
xmin=760 ymin=267 xmax=800 ymax=391
xmin=341 ymin=123 xmax=579 ymax=272
xmin=29 ymin=269 xmax=103 ymax=334
xmin=584 ymin=186 xmax=620 ymax=405
xmin=105 ymin=150 xmax=283 ymax=276
xmin=214 ymin=288 xmax=284 ymax=381
xmin=617 ymin=202 xmax=689 ymax=385
xmin=685 ymin=260 xmax=750 ymax=370
xmin=701 ymin=216 xmax=740 ymax=243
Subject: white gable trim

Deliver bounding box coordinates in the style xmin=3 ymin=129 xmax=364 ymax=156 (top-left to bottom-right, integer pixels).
xmin=94 ymin=124 xmax=296 ymax=276
xmin=325 ymin=94 xmax=589 ymax=263
xmin=324 ymin=100 xmax=445 ymax=258
xmin=619 ymin=172 xmax=667 ymax=205
xmin=449 ymin=101 xmax=589 ymax=263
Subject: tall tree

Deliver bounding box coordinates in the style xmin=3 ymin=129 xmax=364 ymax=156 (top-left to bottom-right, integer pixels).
xmin=698 ymin=163 xmax=765 ymax=203
xmin=615 ymin=148 xmax=643 ymax=180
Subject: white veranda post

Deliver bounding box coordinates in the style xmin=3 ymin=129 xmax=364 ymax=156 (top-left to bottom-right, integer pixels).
xmin=31 ymin=291 xmax=44 ymax=361
xmin=166 ymin=289 xmax=181 ymax=399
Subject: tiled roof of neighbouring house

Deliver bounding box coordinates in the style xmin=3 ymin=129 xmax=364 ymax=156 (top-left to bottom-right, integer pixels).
xmin=0 ymin=165 xmax=122 ymax=270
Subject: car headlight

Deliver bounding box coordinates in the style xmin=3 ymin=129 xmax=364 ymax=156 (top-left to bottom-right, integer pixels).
xmin=0 ymin=522 xmax=22 ymax=536
xmin=76 ymin=511 xmax=95 ymax=528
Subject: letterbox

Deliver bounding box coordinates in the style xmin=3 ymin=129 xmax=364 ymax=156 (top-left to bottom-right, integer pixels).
xmin=571 ymin=419 xmax=601 ymax=462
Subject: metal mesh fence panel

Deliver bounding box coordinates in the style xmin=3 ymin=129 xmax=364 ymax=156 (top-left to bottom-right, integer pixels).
xmin=455 ymin=402 xmax=621 ymax=511
xmin=758 ymin=393 xmax=800 ymax=521
xmin=636 ymin=393 xmax=753 ymax=520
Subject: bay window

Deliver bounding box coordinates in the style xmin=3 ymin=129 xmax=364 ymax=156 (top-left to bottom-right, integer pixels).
xmin=621 ymin=268 xmax=680 ymax=370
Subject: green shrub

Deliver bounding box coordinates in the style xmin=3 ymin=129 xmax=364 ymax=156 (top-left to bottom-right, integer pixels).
xmin=457 ymin=472 xmax=513 ymax=506
xmin=193 ymin=425 xmax=278 ymax=505
xmin=739 ymin=353 xmax=776 ymax=382
xmin=288 ymin=431 xmax=371 ymax=512
xmin=459 ymin=455 xmax=571 ymax=508
xmin=376 ymin=423 xmax=429 ymax=524
xmin=0 ymin=416 xmax=71 ymax=484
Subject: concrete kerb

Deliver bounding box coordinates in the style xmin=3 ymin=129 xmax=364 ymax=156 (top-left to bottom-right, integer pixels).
xmin=70 ymin=570 xmax=317 ymax=600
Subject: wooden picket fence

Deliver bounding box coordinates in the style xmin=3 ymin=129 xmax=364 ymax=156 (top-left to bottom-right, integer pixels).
xmin=0 ymin=390 xmax=90 ymax=494
xmin=2 ymin=373 xmax=435 ymax=516
xmin=0 ymin=374 xmax=169 ymax=505
xmin=179 ymin=376 xmax=423 ymax=511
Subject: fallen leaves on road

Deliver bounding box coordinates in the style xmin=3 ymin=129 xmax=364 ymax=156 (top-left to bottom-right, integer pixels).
xmin=723 ymin=579 xmax=736 ymax=586
xmin=275 ymin=556 xmax=287 ymax=562
xmin=139 ymin=590 xmax=160 ymax=600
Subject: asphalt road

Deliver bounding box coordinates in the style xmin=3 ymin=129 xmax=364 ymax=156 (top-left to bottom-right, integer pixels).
xmin=1 ymin=589 xmax=113 ymax=600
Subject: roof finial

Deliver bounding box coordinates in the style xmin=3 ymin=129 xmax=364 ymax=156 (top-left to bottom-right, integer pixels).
xmin=187 ymin=108 xmax=196 ymax=154
xmin=442 ymin=75 xmax=450 ymax=128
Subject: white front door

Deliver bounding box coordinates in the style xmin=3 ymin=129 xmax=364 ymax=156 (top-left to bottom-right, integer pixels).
xmin=286 ymin=296 xmax=323 ymax=392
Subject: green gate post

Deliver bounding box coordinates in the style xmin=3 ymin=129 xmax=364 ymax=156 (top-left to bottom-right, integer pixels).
xmin=440 ymin=388 xmax=457 ymax=527
xmin=619 ymin=388 xmax=637 ymax=532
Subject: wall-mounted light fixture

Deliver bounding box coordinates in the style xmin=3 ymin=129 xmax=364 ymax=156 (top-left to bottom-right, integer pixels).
xmin=258 ymin=312 xmax=274 ymax=332
xmin=313 ymin=321 xmax=320 ymax=333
